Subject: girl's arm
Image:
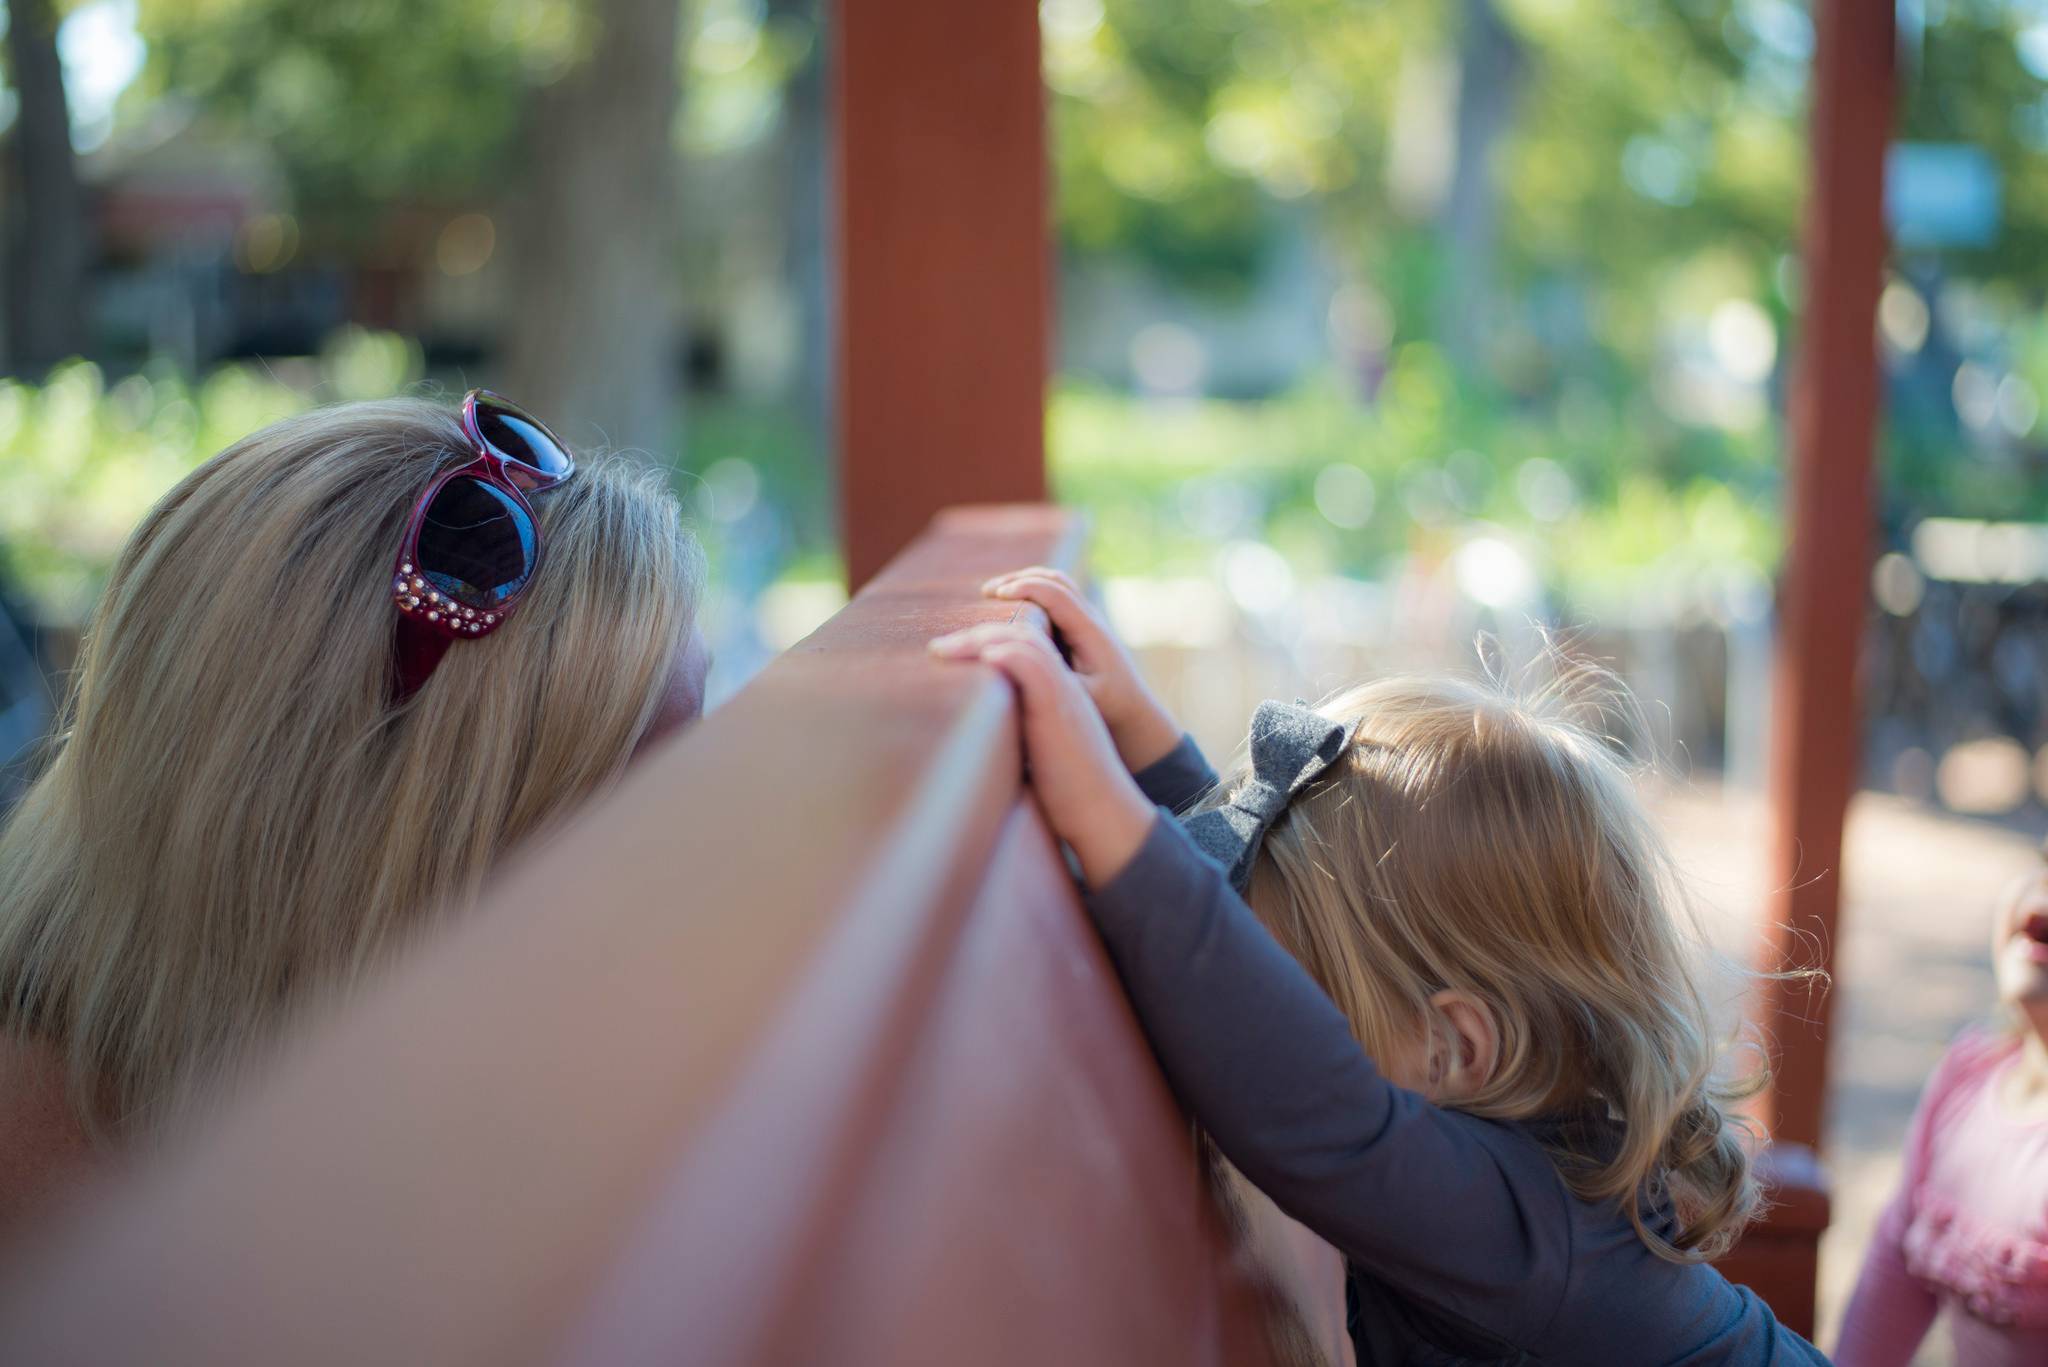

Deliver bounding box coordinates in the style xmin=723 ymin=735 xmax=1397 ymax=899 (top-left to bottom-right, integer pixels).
xmin=929 ymin=622 xmax=1566 ymax=1341
xmin=1830 ymin=1035 xmax=1977 ymax=1366
xmin=1083 ymin=810 xmax=1567 ymax=1338
xmin=1129 ymin=732 xmax=1219 ymax=815
xmin=1831 ymin=1196 xmax=1936 ymax=1367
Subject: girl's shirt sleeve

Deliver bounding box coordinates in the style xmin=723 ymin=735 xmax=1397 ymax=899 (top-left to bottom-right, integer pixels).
xmin=1833 ymin=1029 xmax=2039 ymax=1365
xmin=1833 ymin=1195 xmax=1938 ymax=1367
xmin=1082 ymin=811 xmax=1571 ymax=1344
xmin=1831 ymin=1039 xmax=1963 ymax=1366
xmin=1130 ymin=734 xmax=1219 ymax=815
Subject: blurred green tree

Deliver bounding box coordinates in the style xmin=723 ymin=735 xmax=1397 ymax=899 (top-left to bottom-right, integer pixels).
xmin=133 ymin=0 xmax=553 ymax=215
xmin=1054 ymin=0 xmax=2048 ymax=357
xmin=1049 ymin=0 xmax=1803 ymax=367
xmin=131 ymin=0 xmax=685 ymax=451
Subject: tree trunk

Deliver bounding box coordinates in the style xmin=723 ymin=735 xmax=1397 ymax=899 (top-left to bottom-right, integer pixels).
xmin=769 ymin=0 xmax=828 ymax=436
xmin=4 ymin=0 xmax=90 ymax=375
xmin=500 ymin=0 xmax=683 ymax=460
xmin=1436 ymin=0 xmax=1522 ymax=374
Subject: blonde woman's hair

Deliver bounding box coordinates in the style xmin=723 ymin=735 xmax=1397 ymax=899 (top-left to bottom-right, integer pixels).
xmin=1227 ymin=668 xmax=1762 ymax=1261
xmin=0 ymin=398 xmax=703 ymax=1138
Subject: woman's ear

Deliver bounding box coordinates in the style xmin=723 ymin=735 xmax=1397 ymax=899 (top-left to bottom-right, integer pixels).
xmin=1425 ymin=989 xmax=1500 ymax=1098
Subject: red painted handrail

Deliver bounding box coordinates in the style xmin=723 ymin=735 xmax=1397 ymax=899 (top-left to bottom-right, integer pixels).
xmin=0 ymin=506 xmax=1349 ymax=1367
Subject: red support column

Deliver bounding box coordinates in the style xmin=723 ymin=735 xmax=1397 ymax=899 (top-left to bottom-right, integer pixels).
xmin=1759 ymin=0 xmax=1895 ymax=1151
xmin=833 ymin=0 xmax=1051 ymax=590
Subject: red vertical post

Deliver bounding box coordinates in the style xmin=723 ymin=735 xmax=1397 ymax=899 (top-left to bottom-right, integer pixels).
xmin=1759 ymin=0 xmax=1895 ymax=1150
xmin=833 ymin=0 xmax=1050 ymax=590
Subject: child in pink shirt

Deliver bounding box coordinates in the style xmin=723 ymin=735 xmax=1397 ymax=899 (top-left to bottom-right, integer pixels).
xmin=1834 ymin=857 xmax=2048 ymax=1366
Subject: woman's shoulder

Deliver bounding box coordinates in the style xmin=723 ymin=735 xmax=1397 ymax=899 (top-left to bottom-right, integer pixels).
xmin=0 ymin=1033 xmax=97 ymax=1247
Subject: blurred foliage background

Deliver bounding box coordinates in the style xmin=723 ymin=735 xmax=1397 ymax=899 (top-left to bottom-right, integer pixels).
xmin=5 ymin=0 xmax=2048 ymax=803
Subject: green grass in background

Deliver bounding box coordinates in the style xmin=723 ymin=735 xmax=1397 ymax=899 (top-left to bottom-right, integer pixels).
xmin=0 ymin=330 xmax=1801 ymax=627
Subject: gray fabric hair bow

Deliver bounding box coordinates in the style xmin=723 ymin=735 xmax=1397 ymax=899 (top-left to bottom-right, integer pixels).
xmin=1182 ymin=700 xmax=1350 ymax=893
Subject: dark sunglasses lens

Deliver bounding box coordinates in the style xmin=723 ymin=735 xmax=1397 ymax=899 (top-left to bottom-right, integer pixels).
xmin=415 ymin=477 xmax=538 ymax=607
xmin=473 ymin=398 xmax=572 ymax=480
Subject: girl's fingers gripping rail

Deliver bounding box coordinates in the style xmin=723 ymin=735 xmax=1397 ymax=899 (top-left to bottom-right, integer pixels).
xmin=983 ymin=568 xmax=1101 ymax=654
xmin=979 ymin=568 xmax=1183 ymax=773
xmin=929 ymin=622 xmax=1158 ymax=886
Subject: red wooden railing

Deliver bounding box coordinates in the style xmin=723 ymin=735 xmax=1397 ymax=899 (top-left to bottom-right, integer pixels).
xmin=0 ymin=505 xmax=1833 ymax=1358
xmin=1713 ymin=1144 xmax=1831 ymax=1336
xmin=0 ymin=507 xmax=1348 ymax=1367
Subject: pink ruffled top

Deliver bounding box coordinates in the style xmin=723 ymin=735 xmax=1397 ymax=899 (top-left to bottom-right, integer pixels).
xmin=1835 ymin=1029 xmax=2048 ymax=1366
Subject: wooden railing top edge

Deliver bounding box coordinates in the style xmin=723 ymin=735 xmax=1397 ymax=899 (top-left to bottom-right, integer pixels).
xmin=0 ymin=505 xmax=1083 ymax=1367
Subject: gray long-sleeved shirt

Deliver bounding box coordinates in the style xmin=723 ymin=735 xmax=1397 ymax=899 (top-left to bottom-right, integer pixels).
xmin=1090 ymin=736 xmax=1831 ymax=1365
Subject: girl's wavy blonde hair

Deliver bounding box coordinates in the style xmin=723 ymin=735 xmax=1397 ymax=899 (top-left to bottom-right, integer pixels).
xmin=0 ymin=398 xmax=703 ymax=1138
xmin=1226 ymin=668 xmax=1762 ymax=1262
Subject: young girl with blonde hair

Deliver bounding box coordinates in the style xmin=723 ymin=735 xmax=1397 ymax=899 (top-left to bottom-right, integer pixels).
xmin=932 ymin=568 xmax=1828 ymax=1364
xmin=0 ymin=393 xmax=706 ymax=1236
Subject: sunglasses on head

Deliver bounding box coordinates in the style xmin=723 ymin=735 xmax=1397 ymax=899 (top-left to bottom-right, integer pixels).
xmin=390 ymin=389 xmax=575 ymax=697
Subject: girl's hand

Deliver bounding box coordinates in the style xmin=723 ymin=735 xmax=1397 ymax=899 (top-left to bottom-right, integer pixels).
xmin=980 ymin=567 xmax=1183 ymax=774
xmin=929 ymin=622 xmax=1158 ymax=887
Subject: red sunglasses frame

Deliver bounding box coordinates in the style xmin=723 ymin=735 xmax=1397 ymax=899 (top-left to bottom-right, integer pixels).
xmin=390 ymin=390 xmax=575 ymax=697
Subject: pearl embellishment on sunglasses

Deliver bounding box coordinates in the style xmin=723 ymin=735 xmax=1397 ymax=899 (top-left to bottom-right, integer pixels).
xmin=392 ymin=571 xmax=500 ymax=636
